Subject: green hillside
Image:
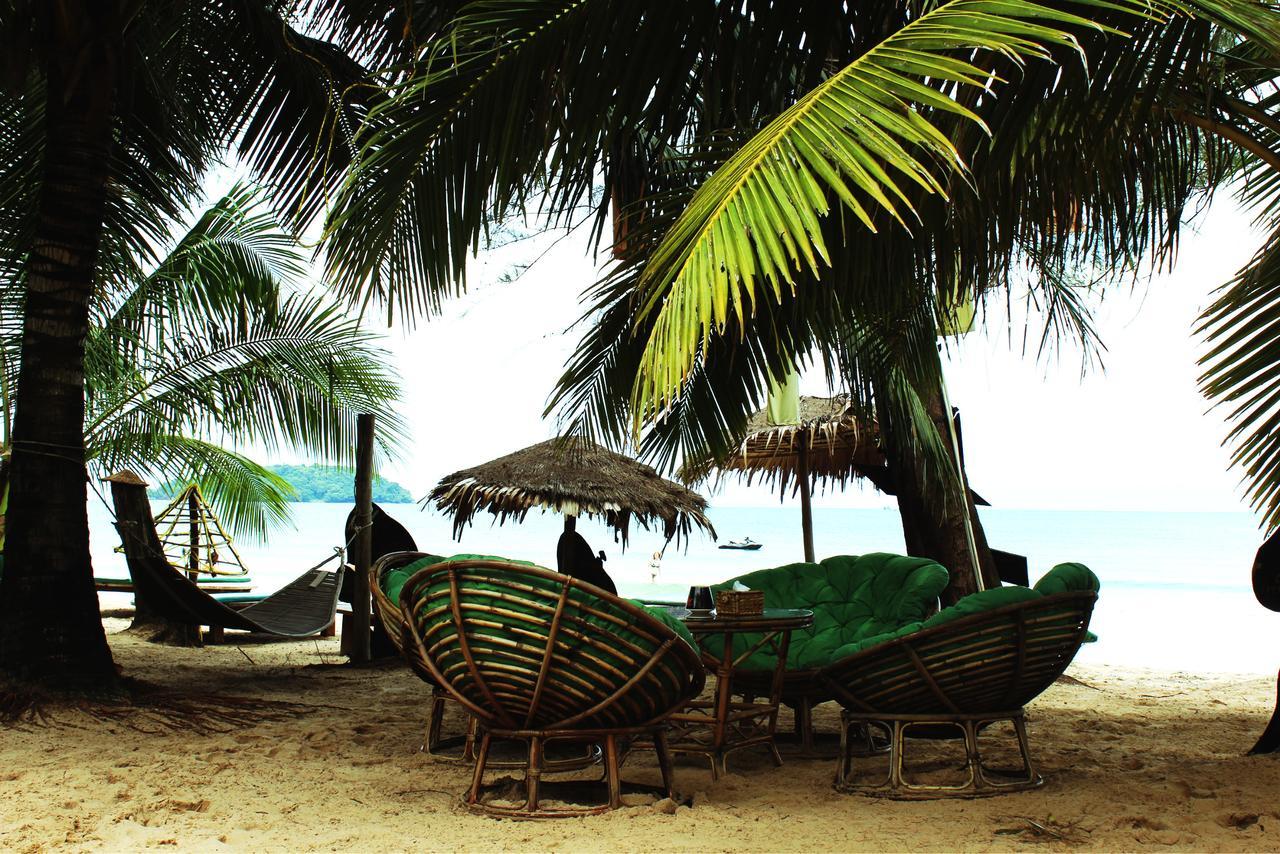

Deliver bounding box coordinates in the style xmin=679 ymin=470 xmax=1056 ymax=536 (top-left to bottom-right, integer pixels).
xmin=150 ymin=464 xmax=414 ymax=503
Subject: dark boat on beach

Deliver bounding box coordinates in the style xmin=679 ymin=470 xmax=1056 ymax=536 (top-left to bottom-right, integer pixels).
xmin=719 ymin=538 xmax=762 ymax=551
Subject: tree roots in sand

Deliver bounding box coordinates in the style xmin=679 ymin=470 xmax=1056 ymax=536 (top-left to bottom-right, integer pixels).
xmin=0 ymin=676 xmax=311 ymax=733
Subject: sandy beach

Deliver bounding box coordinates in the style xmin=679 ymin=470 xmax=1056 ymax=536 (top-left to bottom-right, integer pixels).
xmin=1 ymin=618 xmax=1277 ymax=853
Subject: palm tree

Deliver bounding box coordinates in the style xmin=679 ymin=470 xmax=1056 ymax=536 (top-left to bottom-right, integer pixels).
xmin=323 ymin=0 xmax=1280 ymax=598
xmin=0 ymin=0 xmax=425 ymax=696
xmin=75 ymin=186 xmax=402 ymax=538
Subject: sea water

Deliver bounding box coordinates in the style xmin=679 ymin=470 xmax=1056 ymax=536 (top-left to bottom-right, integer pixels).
xmin=88 ymin=501 xmax=1280 ymax=675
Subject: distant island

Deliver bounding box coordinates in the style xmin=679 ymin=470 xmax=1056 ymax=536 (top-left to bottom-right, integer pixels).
xmin=149 ymin=464 xmax=415 ymax=503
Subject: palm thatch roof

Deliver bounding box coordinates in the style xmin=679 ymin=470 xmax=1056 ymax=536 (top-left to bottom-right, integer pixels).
xmin=699 ymin=395 xmax=887 ymax=495
xmin=428 ymin=438 xmax=716 ymax=547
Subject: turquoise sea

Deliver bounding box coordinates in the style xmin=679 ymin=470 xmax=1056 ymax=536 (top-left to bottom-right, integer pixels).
xmin=89 ymin=501 xmax=1280 ymax=675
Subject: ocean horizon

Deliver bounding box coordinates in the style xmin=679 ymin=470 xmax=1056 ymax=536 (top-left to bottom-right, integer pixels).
xmin=89 ymin=501 xmax=1280 ymax=676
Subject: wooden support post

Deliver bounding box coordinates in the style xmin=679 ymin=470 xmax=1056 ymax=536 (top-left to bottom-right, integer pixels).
xmin=346 ymin=414 xmax=375 ymax=663
xmin=797 ymin=432 xmax=815 ymax=563
xmin=187 ymin=488 xmax=200 ymax=582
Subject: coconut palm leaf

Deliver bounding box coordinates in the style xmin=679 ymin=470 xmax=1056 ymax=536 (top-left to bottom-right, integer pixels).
xmin=321 ymin=0 xmax=857 ymax=319
xmin=91 ymin=432 xmax=295 ymax=541
xmin=3 ymin=188 xmax=406 ymax=538
xmin=87 ymin=292 xmax=404 ymax=471
xmin=626 ymin=0 xmax=1179 ymax=421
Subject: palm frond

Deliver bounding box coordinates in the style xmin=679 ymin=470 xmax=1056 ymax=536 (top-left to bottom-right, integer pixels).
xmin=1199 ymin=229 xmax=1280 ymax=529
xmin=629 ymin=0 xmax=1164 ymax=422
xmin=88 ymin=433 xmax=295 ymax=543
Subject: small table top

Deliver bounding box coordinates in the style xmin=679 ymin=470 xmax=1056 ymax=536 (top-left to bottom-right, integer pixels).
xmin=661 ymin=606 xmax=814 ymax=634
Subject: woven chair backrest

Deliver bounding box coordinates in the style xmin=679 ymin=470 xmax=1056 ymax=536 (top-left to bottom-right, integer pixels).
xmin=821 ymin=591 xmax=1096 ymax=715
xmin=370 ymin=551 xmax=438 ymax=670
xmin=400 ymin=558 xmax=704 ymax=731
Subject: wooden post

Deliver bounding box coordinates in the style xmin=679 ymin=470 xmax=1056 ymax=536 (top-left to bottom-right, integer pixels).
xmin=346 ymin=413 xmax=375 ymax=663
xmin=797 ymin=432 xmax=815 ymax=563
xmin=564 ymin=514 xmax=576 ymax=533
xmin=187 ymin=488 xmax=200 ymax=582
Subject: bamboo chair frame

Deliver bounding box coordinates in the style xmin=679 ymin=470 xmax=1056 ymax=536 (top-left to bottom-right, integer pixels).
xmin=821 ymin=591 xmax=1096 ymax=799
xmin=400 ymin=559 xmax=705 ymax=819
xmin=370 ymin=551 xmax=472 ymax=758
xmin=372 ymin=552 xmax=594 ymax=770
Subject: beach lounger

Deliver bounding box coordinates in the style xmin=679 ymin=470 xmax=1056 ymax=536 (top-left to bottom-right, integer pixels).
xmin=400 ymin=558 xmax=704 ymax=818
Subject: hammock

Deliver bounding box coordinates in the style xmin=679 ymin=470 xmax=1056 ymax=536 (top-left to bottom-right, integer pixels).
xmin=109 ymin=472 xmax=342 ymax=637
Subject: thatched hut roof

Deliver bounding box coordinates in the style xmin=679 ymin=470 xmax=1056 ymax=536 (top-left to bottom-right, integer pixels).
xmin=708 ymin=395 xmax=887 ymax=494
xmin=428 ymin=438 xmax=716 ymax=547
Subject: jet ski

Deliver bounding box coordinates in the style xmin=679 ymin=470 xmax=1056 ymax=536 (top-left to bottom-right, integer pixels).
xmin=718 ymin=537 xmax=763 ymax=551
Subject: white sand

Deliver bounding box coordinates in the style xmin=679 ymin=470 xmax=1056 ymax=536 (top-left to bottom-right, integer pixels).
xmin=3 ymin=619 xmax=1279 ymax=852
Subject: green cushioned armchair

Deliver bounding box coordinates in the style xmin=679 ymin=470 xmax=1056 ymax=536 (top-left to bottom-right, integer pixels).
xmin=705 ymin=553 xmax=950 ymax=753
xmin=823 ymin=563 xmax=1099 ymax=798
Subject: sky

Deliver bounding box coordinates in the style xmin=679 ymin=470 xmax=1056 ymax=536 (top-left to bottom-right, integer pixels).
xmin=354 ymin=197 xmax=1269 ymax=519
xmin=191 ymin=161 xmax=1271 ymax=519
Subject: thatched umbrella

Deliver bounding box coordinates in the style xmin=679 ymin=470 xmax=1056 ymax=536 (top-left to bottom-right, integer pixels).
xmin=428 ymin=437 xmax=716 ymax=548
xmin=705 ymin=395 xmax=883 ymax=563
xmin=703 ymin=394 xmax=989 ymax=564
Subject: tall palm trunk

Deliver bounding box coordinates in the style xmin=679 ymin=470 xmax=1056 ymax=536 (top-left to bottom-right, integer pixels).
xmin=0 ymin=16 xmax=120 ymax=694
xmin=875 ymin=375 xmax=999 ymax=605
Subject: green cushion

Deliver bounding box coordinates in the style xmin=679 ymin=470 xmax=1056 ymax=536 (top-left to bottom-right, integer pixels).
xmin=703 ymin=553 xmax=950 ymax=671
xmin=381 ymin=554 xmax=447 ymax=606
xmin=383 ymin=553 xmax=537 ymax=606
xmin=634 ymin=601 xmax=697 ymax=648
xmin=831 ymin=562 xmax=1101 ymax=659
xmin=1033 ymin=562 xmax=1101 ymax=595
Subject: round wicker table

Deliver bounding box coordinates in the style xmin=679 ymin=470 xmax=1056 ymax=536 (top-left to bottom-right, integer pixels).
xmin=661 ymin=608 xmax=814 ymax=779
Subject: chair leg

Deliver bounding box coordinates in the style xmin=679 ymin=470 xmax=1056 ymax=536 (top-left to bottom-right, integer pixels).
xmin=797 ymin=698 xmax=814 ymax=754
xmin=525 ymin=736 xmax=543 ymax=812
xmin=960 ymin=719 xmax=981 ymax=792
xmin=604 ymin=735 xmax=623 ymax=809
xmin=835 ymin=715 xmax=851 ymax=787
xmin=424 ymin=692 xmax=447 ymax=754
xmin=463 ymin=716 xmax=478 ymax=763
xmin=654 ymin=730 xmax=675 ymax=799
xmin=1012 ymin=714 xmax=1036 ymax=783
xmin=888 ymin=720 xmax=905 ymax=794
xmin=467 ymin=732 xmax=492 ymax=806
xmin=973 ymin=713 xmax=1039 ymax=790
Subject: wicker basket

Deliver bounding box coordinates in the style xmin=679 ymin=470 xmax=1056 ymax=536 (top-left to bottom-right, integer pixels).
xmin=715 ymin=589 xmax=765 ymax=616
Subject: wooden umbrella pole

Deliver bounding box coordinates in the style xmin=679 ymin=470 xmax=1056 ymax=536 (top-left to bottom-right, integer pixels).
xmin=348 ymin=413 xmax=375 ymax=663
xmin=797 ymin=431 xmax=815 ymax=563
xmin=187 ymin=488 xmax=199 ymax=582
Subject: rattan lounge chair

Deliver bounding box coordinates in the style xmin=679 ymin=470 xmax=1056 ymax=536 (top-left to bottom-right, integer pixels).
xmin=821 ymin=565 xmax=1099 ymax=798
xmin=400 ymin=558 xmax=705 ymax=818
xmin=370 ymin=551 xmax=464 ymax=755
xmin=707 ymin=553 xmax=950 ymax=755
xmin=372 ymin=550 xmax=589 ymax=766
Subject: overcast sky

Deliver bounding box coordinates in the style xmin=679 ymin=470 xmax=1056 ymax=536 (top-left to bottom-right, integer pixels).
xmin=348 ymin=196 xmax=1265 ymax=520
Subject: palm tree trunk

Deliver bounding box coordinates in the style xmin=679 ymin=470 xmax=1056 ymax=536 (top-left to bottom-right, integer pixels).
xmin=0 ymin=22 xmax=120 ymax=694
xmin=877 ymin=378 xmax=998 ymax=605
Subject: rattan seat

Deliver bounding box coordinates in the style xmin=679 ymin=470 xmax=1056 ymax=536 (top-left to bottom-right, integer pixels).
xmin=400 ymin=558 xmax=705 ymax=818
xmin=371 ymin=551 xmax=473 ymax=757
xmin=821 ymin=590 xmax=1097 ymax=799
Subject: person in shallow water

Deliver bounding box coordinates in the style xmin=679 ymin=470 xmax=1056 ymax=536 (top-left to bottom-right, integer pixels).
xmin=556 ymin=517 xmax=617 ymax=595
